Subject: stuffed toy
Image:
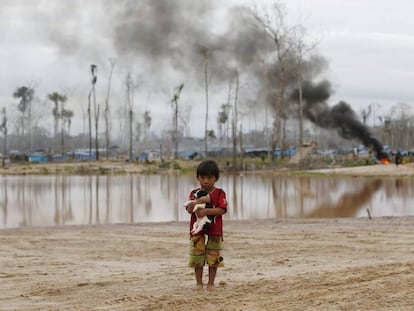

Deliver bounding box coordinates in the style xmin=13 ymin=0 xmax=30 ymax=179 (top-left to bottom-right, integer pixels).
xmin=184 ymin=189 xmax=214 ymax=235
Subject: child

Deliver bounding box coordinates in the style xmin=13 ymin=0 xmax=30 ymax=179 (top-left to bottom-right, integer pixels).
xmin=184 ymin=160 xmax=227 ymax=290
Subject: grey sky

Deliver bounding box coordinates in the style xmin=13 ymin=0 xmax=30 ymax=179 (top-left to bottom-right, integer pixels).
xmin=290 ymin=1 xmax=414 ymax=109
xmin=1 ymin=0 xmax=413 ymax=138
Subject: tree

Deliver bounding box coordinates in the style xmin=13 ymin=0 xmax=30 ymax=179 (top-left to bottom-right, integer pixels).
xmin=197 ymin=45 xmax=211 ymax=157
xmin=225 ymin=78 xmax=234 ymax=151
xmin=143 ymin=110 xmax=152 ymax=147
xmin=104 ymin=58 xmax=116 ymax=158
xmin=178 ymin=103 xmax=192 ymax=137
xmin=361 ymin=105 xmax=372 ymax=125
xmin=389 ymin=102 xmax=412 ymax=150
xmin=87 ymin=89 xmax=93 ymax=159
xmin=90 ymin=64 xmax=99 ymax=160
xmin=0 ymin=108 xmax=7 ymax=155
xmin=217 ymin=103 xmax=230 ymax=144
xmin=48 ymin=92 xmax=67 ymax=153
xmin=13 ymin=86 xmax=34 ymax=151
xmin=125 ymin=73 xmax=142 ymax=160
xmin=291 ymin=24 xmax=319 ymax=165
xmin=62 ymin=109 xmax=74 ymax=138
xmin=171 ymin=83 xmax=184 ymax=159
xmin=232 ymin=70 xmax=239 ymax=168
xmin=126 ymin=73 xmax=133 ymax=160
xmin=252 ymin=2 xmax=294 ymax=161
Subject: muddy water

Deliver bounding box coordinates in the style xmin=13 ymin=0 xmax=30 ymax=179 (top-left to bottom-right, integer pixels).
xmin=0 ymin=174 xmax=413 ymax=229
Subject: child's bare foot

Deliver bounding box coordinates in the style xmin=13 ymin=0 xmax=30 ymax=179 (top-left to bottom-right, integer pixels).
xmin=207 ymin=284 xmax=215 ymax=291
xmin=196 ymin=283 xmax=204 ymax=290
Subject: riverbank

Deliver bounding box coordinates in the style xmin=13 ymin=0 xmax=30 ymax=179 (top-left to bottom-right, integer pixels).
xmin=1 ymin=218 xmax=413 ymax=310
xmin=1 ymin=159 xmax=414 ymax=177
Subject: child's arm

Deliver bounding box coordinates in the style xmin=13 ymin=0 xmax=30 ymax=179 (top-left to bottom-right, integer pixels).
xmin=184 ymin=195 xmax=211 ymax=214
xmin=195 ymin=206 xmax=225 ymax=218
xmin=195 ymin=189 xmax=227 ymax=217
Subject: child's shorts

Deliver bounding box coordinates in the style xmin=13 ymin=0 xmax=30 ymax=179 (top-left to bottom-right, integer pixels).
xmin=188 ymin=235 xmax=223 ymax=268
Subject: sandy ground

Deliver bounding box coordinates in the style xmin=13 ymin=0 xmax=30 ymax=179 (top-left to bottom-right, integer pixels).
xmin=309 ymin=162 xmax=414 ymax=176
xmin=1 ymin=163 xmax=414 ymax=310
xmin=1 ymin=218 xmax=414 ymax=311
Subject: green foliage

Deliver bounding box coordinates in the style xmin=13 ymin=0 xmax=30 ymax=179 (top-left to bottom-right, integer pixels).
xmin=13 ymin=86 xmax=34 ymax=113
xmin=159 ymin=161 xmax=170 ymax=169
xmin=207 ymin=130 xmax=216 ymax=139
xmin=340 ymin=157 xmax=378 ymax=167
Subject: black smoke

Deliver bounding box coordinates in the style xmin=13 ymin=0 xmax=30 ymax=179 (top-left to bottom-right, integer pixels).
xmin=110 ymin=1 xmax=272 ymax=81
xmin=291 ymin=80 xmax=385 ymax=158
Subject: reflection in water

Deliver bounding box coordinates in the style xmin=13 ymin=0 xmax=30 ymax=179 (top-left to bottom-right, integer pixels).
xmin=306 ymin=179 xmax=382 ymax=217
xmin=1 ymin=174 xmax=414 ymax=229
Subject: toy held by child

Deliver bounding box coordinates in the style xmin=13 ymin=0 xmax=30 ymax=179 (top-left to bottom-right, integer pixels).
xmin=184 ymin=189 xmax=214 ymax=235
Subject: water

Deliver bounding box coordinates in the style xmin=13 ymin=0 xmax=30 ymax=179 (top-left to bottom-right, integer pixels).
xmin=0 ymin=174 xmax=413 ymax=229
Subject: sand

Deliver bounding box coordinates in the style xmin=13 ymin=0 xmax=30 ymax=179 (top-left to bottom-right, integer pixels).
xmin=1 ymin=217 xmax=414 ymax=311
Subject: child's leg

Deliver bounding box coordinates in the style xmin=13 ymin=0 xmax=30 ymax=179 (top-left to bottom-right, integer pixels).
xmin=188 ymin=235 xmax=206 ymax=287
xmin=205 ymin=235 xmax=223 ymax=289
xmin=195 ymin=267 xmax=203 ymax=287
xmin=207 ymin=266 xmax=217 ymax=288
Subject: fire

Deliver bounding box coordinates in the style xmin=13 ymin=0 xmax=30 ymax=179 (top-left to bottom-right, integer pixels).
xmin=380 ymin=158 xmax=390 ymax=165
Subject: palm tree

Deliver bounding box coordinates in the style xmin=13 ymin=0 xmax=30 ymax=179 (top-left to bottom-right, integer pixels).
xmin=13 ymin=86 xmax=34 ymax=151
xmin=90 ymin=64 xmax=99 ymax=160
xmin=48 ymin=92 xmax=67 ymax=154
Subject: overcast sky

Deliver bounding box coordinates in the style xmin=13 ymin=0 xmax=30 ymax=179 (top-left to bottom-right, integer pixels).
xmin=1 ymin=0 xmax=413 ymax=138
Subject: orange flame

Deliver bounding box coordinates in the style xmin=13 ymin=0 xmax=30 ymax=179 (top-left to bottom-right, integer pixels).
xmin=380 ymin=158 xmax=390 ymax=165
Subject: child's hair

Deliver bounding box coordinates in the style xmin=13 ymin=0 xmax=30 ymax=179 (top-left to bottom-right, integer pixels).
xmin=196 ymin=160 xmax=220 ymax=179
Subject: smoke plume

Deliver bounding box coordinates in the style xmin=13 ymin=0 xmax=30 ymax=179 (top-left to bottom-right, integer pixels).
xmin=291 ymin=80 xmax=385 ymax=158
xmin=43 ymin=0 xmax=386 ymax=147
xmin=110 ymin=1 xmax=272 ymax=81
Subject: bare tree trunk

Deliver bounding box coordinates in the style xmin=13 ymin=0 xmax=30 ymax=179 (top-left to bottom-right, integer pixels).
xmin=1 ymin=108 xmax=7 ymax=156
xmin=203 ymin=51 xmax=209 ymax=157
xmin=262 ymin=61 xmax=272 ymax=164
xmin=275 ymin=56 xmax=286 ymax=152
xmin=298 ymin=73 xmax=304 ymax=166
xmin=226 ymin=79 xmax=232 ymax=154
xmin=21 ymin=112 xmax=25 ymax=152
xmin=105 ymin=58 xmax=116 ymax=159
xmin=174 ymin=99 xmax=178 ymax=159
xmin=60 ymin=101 xmax=64 ymax=155
xmin=129 ymin=109 xmax=133 ymax=160
xmin=3 ymin=128 xmax=7 ymax=156
xmin=88 ymin=90 xmax=93 ymax=161
xmin=92 ymin=83 xmax=99 ymax=161
xmin=239 ymin=123 xmax=243 ymax=170
xmin=252 ymin=3 xmax=293 ymax=164
xmin=28 ymin=102 xmax=32 ymax=152
xmin=94 ymin=96 xmax=99 ymax=161
xmin=90 ymin=64 xmax=98 ymax=161
xmin=125 ymin=74 xmax=133 ymax=161
xmin=54 ymin=101 xmax=58 ymax=153
xmin=291 ymin=24 xmax=319 ymax=166
xmin=171 ymin=83 xmax=184 ymax=160
xmin=232 ymin=71 xmax=239 ymax=169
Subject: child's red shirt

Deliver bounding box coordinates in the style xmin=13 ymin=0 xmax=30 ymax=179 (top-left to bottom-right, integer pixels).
xmin=188 ymin=187 xmax=227 ymax=236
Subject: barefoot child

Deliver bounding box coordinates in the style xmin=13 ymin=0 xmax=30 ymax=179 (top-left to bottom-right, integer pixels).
xmin=184 ymin=160 xmax=228 ymax=290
